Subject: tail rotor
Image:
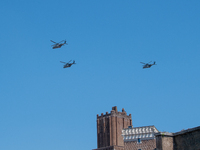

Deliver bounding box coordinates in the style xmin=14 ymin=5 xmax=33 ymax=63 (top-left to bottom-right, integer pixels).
xmin=64 ymin=40 xmax=68 ymax=45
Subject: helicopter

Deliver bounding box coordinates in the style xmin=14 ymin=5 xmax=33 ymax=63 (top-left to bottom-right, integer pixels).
xmin=50 ymin=40 xmax=68 ymax=49
xmin=140 ymin=61 xmax=156 ymax=69
xmin=60 ymin=60 xmax=76 ymax=68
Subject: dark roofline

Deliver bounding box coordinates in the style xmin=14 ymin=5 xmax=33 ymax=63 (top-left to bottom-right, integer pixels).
xmin=155 ymin=126 xmax=200 ymax=137
xmin=174 ymin=126 xmax=200 ymax=136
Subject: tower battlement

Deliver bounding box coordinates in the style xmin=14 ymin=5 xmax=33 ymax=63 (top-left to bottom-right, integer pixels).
xmin=97 ymin=106 xmax=132 ymax=119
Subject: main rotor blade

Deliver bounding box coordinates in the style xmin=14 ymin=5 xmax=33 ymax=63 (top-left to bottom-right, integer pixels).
xmin=50 ymin=40 xmax=56 ymax=43
xmin=60 ymin=61 xmax=66 ymax=64
xmin=140 ymin=62 xmax=146 ymax=64
xmin=68 ymin=60 xmax=72 ymax=63
xmin=59 ymin=40 xmax=64 ymax=43
xmin=148 ymin=61 xmax=152 ymax=63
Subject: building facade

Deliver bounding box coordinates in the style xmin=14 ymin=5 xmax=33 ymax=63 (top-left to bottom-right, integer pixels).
xmin=155 ymin=126 xmax=200 ymax=150
xmin=122 ymin=125 xmax=158 ymax=150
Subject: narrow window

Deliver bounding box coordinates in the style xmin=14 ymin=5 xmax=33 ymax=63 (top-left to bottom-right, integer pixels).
xmin=137 ymin=138 xmax=141 ymax=143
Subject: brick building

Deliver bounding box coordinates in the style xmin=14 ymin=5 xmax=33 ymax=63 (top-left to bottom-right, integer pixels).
xmin=155 ymin=126 xmax=200 ymax=150
xmin=93 ymin=106 xmax=132 ymax=150
xmin=93 ymin=106 xmax=200 ymax=150
xmin=122 ymin=126 xmax=158 ymax=150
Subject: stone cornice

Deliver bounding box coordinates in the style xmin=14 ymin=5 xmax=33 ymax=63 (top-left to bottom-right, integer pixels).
xmin=122 ymin=125 xmax=159 ymax=141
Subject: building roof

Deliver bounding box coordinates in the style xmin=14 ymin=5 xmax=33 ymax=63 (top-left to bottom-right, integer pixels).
xmin=155 ymin=126 xmax=200 ymax=137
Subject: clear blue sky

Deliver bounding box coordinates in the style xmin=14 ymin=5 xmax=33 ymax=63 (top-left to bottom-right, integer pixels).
xmin=1 ymin=0 xmax=200 ymax=150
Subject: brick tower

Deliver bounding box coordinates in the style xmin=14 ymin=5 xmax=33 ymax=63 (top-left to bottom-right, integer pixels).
xmin=93 ymin=106 xmax=132 ymax=150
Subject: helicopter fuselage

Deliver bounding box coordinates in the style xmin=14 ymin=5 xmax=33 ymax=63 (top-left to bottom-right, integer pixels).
xmin=63 ymin=64 xmax=73 ymax=68
xmin=53 ymin=44 xmax=64 ymax=49
xmin=143 ymin=64 xmax=153 ymax=69
xmin=60 ymin=60 xmax=75 ymax=68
